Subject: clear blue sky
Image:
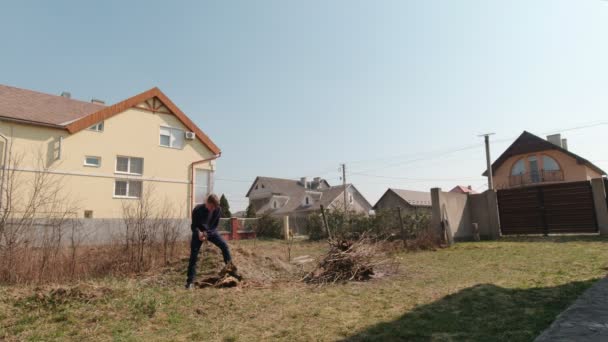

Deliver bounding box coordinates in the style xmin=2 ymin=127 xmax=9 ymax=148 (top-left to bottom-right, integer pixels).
xmin=2 ymin=0 xmax=608 ymax=211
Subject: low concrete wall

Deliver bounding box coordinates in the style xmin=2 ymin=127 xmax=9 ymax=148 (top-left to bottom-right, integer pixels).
xmin=22 ymin=217 xmax=257 ymax=246
xmin=431 ymin=188 xmax=500 ymax=242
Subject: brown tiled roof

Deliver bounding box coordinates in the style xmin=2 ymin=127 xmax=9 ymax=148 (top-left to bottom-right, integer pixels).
xmin=0 ymin=84 xmax=221 ymax=155
xmin=0 ymin=84 xmax=104 ymax=127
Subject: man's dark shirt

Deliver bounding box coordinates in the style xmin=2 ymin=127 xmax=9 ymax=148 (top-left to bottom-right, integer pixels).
xmin=191 ymin=205 xmax=222 ymax=234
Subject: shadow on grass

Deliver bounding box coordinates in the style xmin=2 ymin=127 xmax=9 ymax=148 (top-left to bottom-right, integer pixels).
xmin=342 ymin=280 xmax=598 ymax=342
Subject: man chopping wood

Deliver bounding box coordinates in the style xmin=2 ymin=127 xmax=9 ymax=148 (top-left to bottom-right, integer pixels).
xmin=186 ymin=194 xmax=233 ymax=289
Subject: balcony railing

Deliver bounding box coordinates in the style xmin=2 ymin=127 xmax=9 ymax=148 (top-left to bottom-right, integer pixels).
xmin=509 ymin=170 xmax=564 ymax=187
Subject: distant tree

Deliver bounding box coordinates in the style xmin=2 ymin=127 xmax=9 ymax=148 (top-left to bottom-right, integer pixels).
xmin=219 ymin=194 xmax=231 ymax=218
xmin=245 ymin=203 xmax=257 ymax=218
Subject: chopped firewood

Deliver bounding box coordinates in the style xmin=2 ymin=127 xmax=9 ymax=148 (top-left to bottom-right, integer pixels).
xmin=195 ymin=263 xmax=243 ymax=288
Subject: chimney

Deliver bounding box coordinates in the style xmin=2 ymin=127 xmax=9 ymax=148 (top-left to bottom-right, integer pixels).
xmin=546 ymin=134 xmax=562 ymax=147
xmin=467 ymin=185 xmax=472 ymax=190
xmin=561 ymin=138 xmax=568 ymax=150
xmin=300 ymin=177 xmax=308 ymax=188
xmin=91 ymin=98 xmax=105 ymax=105
xmin=310 ymin=177 xmax=323 ymax=189
xmin=60 ymin=91 xmax=71 ymax=99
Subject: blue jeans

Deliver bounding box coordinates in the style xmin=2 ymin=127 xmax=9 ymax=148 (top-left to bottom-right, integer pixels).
xmin=186 ymin=230 xmax=232 ymax=284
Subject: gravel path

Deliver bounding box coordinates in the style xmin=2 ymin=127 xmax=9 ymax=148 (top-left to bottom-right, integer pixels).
xmin=536 ymin=277 xmax=608 ymax=342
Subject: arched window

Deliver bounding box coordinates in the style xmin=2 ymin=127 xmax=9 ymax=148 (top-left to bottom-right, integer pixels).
xmin=305 ymin=196 xmax=310 ymax=205
xmin=273 ymin=201 xmax=278 ymax=209
xmin=542 ymin=155 xmax=560 ymax=171
xmin=511 ymin=159 xmax=526 ymax=175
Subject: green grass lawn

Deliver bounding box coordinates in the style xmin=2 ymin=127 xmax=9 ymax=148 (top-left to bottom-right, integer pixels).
xmin=1 ymin=236 xmax=607 ymax=341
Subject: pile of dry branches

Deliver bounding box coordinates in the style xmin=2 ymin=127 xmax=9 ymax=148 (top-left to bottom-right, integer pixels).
xmin=303 ymin=236 xmax=389 ymax=285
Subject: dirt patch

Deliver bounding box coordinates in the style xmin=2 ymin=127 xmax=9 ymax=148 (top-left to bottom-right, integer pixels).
xmin=196 ymin=245 xmax=301 ymax=286
xmin=15 ymin=284 xmax=113 ymax=309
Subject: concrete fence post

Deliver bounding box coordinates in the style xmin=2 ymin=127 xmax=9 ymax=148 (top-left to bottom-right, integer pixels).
xmin=485 ymin=190 xmax=501 ymax=240
xmin=283 ymin=216 xmax=290 ymax=240
xmin=431 ymin=188 xmax=449 ymax=243
xmin=590 ymin=178 xmax=608 ymax=236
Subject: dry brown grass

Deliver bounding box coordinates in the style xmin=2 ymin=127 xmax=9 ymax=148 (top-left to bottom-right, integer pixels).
xmin=3 ymin=237 xmax=608 ymax=341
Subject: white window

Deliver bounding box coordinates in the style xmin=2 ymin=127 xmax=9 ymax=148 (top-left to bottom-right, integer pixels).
xmin=511 ymin=159 xmax=526 ymax=175
xmin=84 ymin=156 xmax=101 ymax=167
xmin=88 ymin=122 xmax=104 ymax=132
xmin=303 ymin=196 xmax=311 ymax=206
xmin=114 ymin=180 xmax=143 ymax=198
xmin=116 ymin=156 xmax=143 ymax=175
xmin=542 ymin=155 xmax=560 ymax=171
xmin=195 ymin=169 xmax=211 ymax=205
xmin=159 ymin=126 xmax=184 ymax=149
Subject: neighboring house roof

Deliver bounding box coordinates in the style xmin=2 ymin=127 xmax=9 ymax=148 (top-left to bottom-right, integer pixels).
xmin=483 ymin=131 xmax=605 ymax=176
xmin=373 ymin=188 xmax=432 ymax=209
xmin=246 ymin=176 xmax=371 ymax=215
xmin=450 ymin=185 xmax=478 ymax=194
xmin=0 ymin=84 xmax=221 ymax=155
xmin=245 ymin=176 xmax=330 ymax=198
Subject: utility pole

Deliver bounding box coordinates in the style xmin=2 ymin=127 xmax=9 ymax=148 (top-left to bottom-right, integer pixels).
xmin=479 ymin=133 xmax=495 ymax=190
xmin=341 ymin=163 xmax=347 ymax=212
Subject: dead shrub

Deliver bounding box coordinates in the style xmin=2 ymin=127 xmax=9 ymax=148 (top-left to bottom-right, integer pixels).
xmin=405 ymin=227 xmax=444 ymax=251
xmin=303 ymin=236 xmax=393 ymax=285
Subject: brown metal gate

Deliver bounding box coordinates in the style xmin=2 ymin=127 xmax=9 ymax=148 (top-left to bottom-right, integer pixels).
xmin=497 ymin=181 xmax=598 ymax=235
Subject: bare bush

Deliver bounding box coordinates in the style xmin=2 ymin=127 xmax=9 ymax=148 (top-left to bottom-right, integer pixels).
xmin=157 ymin=201 xmax=183 ymax=265
xmin=0 ymin=148 xmax=79 ymax=283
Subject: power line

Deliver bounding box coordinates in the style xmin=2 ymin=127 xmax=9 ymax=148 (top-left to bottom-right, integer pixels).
xmin=215 ymin=177 xmax=252 ymax=183
xmin=341 ymin=121 xmax=608 ymax=173
xmin=346 ymin=121 xmax=608 ymax=176
xmin=348 ymin=172 xmax=484 ymax=182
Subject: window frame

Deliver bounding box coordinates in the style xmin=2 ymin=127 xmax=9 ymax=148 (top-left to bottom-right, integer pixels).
xmin=303 ymin=196 xmax=311 ymax=206
xmin=194 ymin=168 xmax=212 ymax=205
xmin=113 ymin=179 xmax=143 ymax=199
xmin=159 ymin=125 xmax=185 ymax=150
xmin=115 ymin=156 xmax=144 ymax=176
xmin=83 ymin=156 xmax=102 ymax=168
xmin=541 ymin=154 xmax=561 ymax=171
xmin=87 ymin=122 xmax=104 ymax=132
xmin=511 ymin=158 xmax=526 ymax=176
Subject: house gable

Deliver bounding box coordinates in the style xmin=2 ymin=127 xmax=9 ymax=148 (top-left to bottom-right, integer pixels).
xmin=484 ymin=131 xmax=605 ymax=176
xmin=373 ymin=189 xmax=411 ymax=210
xmin=65 ymin=87 xmax=220 ymax=155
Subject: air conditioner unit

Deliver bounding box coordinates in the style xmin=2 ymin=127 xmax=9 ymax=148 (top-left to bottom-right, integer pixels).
xmin=185 ymin=131 xmax=196 ymax=140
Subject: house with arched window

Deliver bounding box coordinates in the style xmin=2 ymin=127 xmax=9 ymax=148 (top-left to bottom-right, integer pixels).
xmin=485 ymin=131 xmax=605 ymax=190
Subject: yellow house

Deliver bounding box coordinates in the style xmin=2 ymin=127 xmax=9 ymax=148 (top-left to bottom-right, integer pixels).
xmin=485 ymin=131 xmax=605 ymax=190
xmin=0 ymin=84 xmax=221 ymax=219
